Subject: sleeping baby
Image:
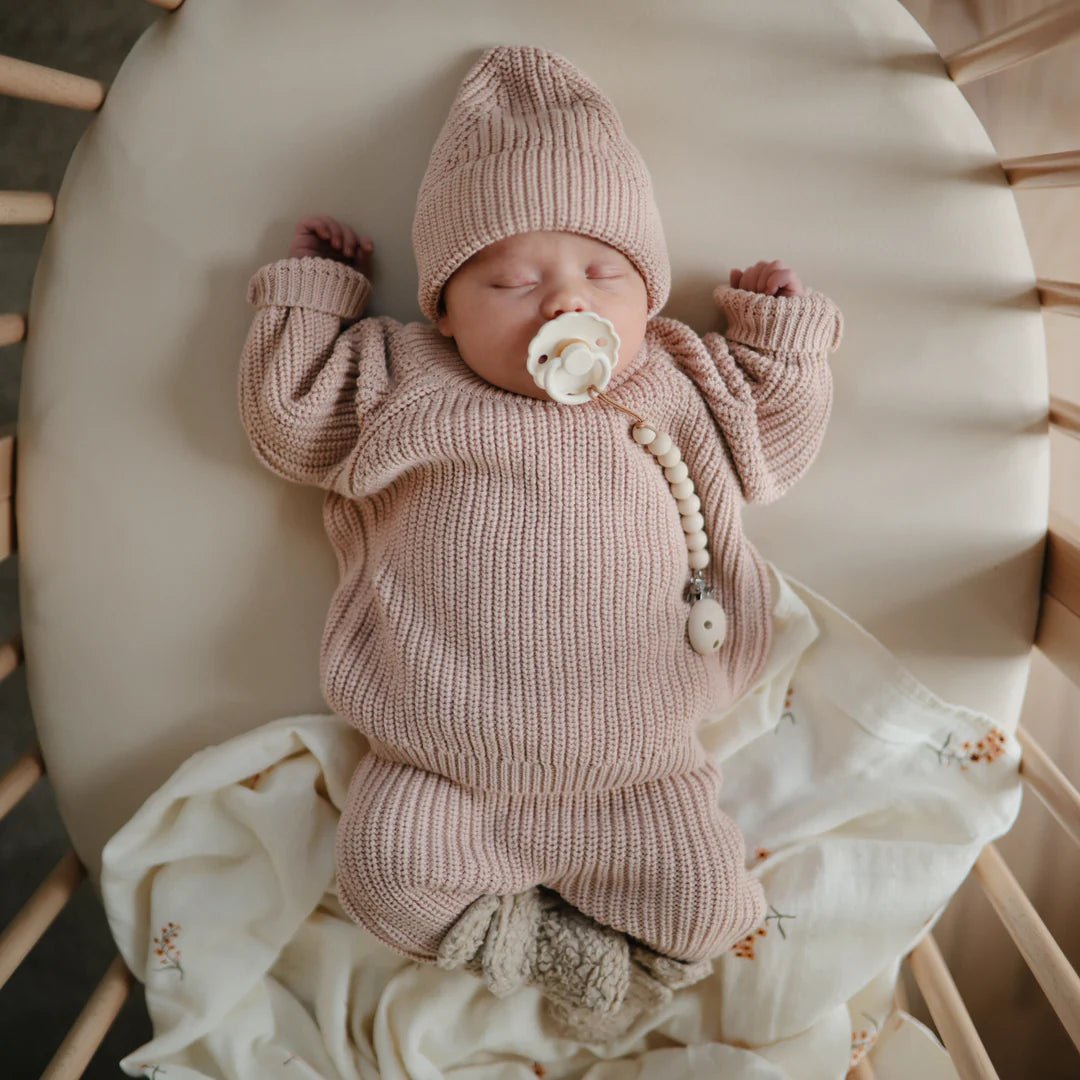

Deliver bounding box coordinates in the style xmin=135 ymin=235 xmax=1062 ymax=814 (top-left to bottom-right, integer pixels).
xmin=239 ymin=45 xmax=843 ymax=1040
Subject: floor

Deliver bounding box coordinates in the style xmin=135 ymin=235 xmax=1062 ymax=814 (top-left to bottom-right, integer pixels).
xmin=0 ymin=1 xmax=1077 ymax=1077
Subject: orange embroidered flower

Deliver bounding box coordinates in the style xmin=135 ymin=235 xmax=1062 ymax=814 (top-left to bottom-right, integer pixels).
xmin=152 ymin=923 xmax=185 ymax=979
xmin=935 ymin=728 xmax=1008 ymax=768
xmin=850 ymin=1014 xmax=880 ymax=1066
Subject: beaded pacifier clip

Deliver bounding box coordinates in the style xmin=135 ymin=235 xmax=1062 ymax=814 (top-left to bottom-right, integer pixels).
xmin=526 ymin=312 xmax=727 ymax=655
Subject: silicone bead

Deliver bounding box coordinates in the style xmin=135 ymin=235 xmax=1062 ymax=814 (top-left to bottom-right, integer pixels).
xmin=671 ymin=479 xmax=694 ymax=499
xmin=685 ymin=530 xmax=708 ymax=551
xmin=657 ymin=446 xmax=681 ymax=467
xmin=688 ymin=548 xmax=710 ymax=570
xmin=633 ymin=426 xmax=656 ymax=445
xmin=649 ymin=433 xmax=673 ymax=457
xmin=681 ymin=512 xmax=705 ymax=534
xmin=664 ymin=461 xmax=689 ymax=484
xmin=676 ymin=494 xmax=700 ymax=515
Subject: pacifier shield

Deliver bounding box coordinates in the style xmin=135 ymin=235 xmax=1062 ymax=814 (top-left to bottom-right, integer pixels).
xmin=526 ymin=312 xmax=621 ymax=404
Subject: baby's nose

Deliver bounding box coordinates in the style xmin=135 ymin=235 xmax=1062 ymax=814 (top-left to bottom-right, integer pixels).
xmin=540 ymin=287 xmax=587 ymax=320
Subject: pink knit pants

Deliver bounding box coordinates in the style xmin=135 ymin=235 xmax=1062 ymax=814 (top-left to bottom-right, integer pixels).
xmin=334 ymin=753 xmax=766 ymax=965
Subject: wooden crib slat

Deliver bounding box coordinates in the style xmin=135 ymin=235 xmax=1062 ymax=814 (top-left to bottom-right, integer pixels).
xmin=1050 ymin=397 xmax=1080 ymax=440
xmin=0 ymin=497 xmax=15 ymax=560
xmin=0 ymin=740 xmax=41 ymax=824
xmin=0 ymin=850 xmax=85 ymax=992
xmin=0 ymin=632 xmax=23 ymax=684
xmin=972 ymin=844 xmax=1080 ymax=1053
xmin=1038 ymin=279 xmax=1080 ymax=314
xmin=0 ymin=192 xmax=55 ymax=226
xmin=0 ymin=54 xmax=105 ymax=112
xmin=0 ymin=314 xmax=26 ymax=347
xmin=1017 ymin=727 xmax=1080 ymax=849
xmin=943 ymin=0 xmax=1080 ymax=85
xmin=1003 ymin=150 xmax=1080 ymax=189
xmin=908 ymin=933 xmax=1001 ymax=1080
xmin=39 ymin=955 xmax=133 ymax=1080
xmin=1045 ymin=517 xmax=1080 ymax=618
xmin=1036 ymin=594 xmax=1080 ymax=688
xmin=0 ymin=432 xmax=15 ymax=500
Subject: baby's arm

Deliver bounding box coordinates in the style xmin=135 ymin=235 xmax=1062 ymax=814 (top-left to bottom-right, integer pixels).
xmin=239 ymin=218 xmax=388 ymax=495
xmin=697 ymin=264 xmax=844 ymax=505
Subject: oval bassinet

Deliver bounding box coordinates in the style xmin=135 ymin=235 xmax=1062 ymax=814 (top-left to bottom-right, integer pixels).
xmin=1 ymin=1 xmax=1079 ymax=1078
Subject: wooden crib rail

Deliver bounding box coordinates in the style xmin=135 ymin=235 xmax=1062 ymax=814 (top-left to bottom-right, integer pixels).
xmin=0 ymin=737 xmax=38 ymax=824
xmin=972 ymin=845 xmax=1080 ymax=1054
xmin=942 ymin=0 xmax=1080 ymax=84
xmin=908 ymin=933 xmax=1001 ymax=1080
xmin=0 ymin=191 xmax=55 ymax=225
xmin=1038 ymin=517 xmax=1080 ymax=687
xmin=1017 ymin=727 xmax=1080 ymax=849
xmin=0 ymin=850 xmax=85 ymax=992
xmin=1039 ymin=280 xmax=1080 ymax=314
xmin=40 ymin=956 xmax=133 ymax=1080
xmin=1051 ymin=398 xmax=1080 ymax=441
xmin=0 ymin=314 xmax=26 ymax=347
xmin=1005 ymin=150 xmax=1080 ymax=188
xmin=0 ymin=55 xmax=105 ymax=112
xmin=0 ymin=737 xmax=132 ymax=1073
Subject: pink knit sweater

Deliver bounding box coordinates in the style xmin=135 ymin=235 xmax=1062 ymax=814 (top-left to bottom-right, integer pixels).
xmin=241 ymin=256 xmax=843 ymax=795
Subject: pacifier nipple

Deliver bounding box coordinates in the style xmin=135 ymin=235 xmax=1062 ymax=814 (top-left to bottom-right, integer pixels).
xmin=526 ymin=312 xmax=621 ymax=404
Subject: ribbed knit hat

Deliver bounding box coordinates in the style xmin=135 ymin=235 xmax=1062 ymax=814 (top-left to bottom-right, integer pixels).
xmin=413 ymin=46 xmax=670 ymax=324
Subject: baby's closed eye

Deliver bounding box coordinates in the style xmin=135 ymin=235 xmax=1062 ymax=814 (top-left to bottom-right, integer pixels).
xmin=586 ymin=265 xmax=626 ymax=281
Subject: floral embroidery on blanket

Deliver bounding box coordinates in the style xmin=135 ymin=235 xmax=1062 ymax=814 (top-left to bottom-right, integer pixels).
xmin=732 ymin=905 xmax=796 ymax=959
xmin=775 ymin=683 xmax=798 ymax=733
xmin=152 ymin=922 xmax=184 ymax=979
xmin=849 ymin=1013 xmax=880 ymax=1068
xmin=933 ymin=728 xmax=1008 ymax=770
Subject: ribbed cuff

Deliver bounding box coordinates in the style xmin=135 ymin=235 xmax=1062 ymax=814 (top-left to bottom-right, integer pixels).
xmin=714 ymin=286 xmax=844 ymax=354
xmin=247 ymin=256 xmax=372 ymax=318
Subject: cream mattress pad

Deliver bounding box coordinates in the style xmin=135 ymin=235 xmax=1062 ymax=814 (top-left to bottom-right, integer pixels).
xmin=18 ymin=0 xmax=1048 ymax=880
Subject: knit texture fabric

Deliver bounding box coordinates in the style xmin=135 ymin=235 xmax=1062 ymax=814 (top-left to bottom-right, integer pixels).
xmin=412 ymin=46 xmax=670 ymax=322
xmin=332 ymin=752 xmax=765 ymax=965
xmin=240 ymin=255 xmax=843 ymax=798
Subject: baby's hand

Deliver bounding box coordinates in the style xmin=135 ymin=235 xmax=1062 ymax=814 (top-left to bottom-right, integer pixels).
xmin=729 ymin=260 xmax=805 ymax=297
xmin=289 ymin=215 xmax=374 ymax=273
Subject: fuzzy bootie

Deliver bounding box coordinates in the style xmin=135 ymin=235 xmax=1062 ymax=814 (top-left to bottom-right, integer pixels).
xmin=436 ymin=887 xmax=631 ymax=1011
xmin=542 ymin=941 xmax=716 ymax=1043
xmin=436 ymin=888 xmax=710 ymax=1043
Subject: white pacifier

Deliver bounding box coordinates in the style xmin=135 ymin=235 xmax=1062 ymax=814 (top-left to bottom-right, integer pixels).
xmin=526 ymin=311 xmax=620 ymax=404
xmin=524 ymin=310 xmax=727 ymax=656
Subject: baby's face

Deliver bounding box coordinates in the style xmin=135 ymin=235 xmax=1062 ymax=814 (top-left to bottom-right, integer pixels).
xmin=437 ymin=231 xmax=649 ymax=401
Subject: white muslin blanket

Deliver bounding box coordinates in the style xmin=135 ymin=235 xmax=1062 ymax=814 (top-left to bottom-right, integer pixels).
xmin=100 ymin=564 xmax=1022 ymax=1080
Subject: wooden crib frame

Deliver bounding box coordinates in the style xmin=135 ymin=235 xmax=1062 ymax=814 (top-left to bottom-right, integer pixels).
xmin=1 ymin=1 xmax=1079 ymax=1076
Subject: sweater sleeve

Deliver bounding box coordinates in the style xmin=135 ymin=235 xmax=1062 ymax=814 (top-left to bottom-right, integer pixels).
xmin=239 ymin=256 xmax=388 ymax=494
xmin=696 ymin=286 xmax=844 ymax=505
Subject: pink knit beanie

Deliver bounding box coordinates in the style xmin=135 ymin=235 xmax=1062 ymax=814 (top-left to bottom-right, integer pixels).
xmin=413 ymin=46 xmax=670 ymax=324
